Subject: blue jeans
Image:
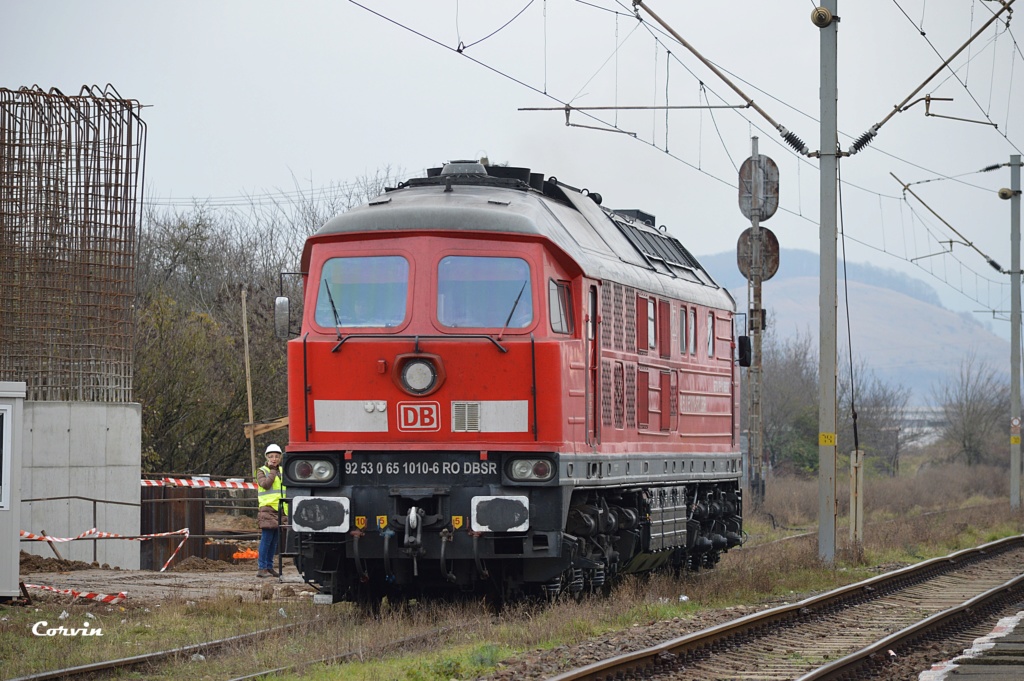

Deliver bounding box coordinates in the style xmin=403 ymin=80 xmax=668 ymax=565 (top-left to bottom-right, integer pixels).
xmin=258 ymin=528 xmax=279 ymax=570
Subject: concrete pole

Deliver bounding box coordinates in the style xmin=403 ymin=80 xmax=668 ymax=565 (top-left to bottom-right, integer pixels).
xmin=1011 ymin=155 xmax=1021 ymax=509
xmin=849 ymin=449 xmax=864 ymax=552
xmin=818 ymin=2 xmax=839 ymax=563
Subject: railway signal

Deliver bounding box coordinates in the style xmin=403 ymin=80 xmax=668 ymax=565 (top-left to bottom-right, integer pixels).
xmin=737 ymin=139 xmax=779 ymax=508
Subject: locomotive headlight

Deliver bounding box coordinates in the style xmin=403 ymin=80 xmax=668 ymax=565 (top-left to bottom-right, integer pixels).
xmin=391 ymin=353 xmax=445 ymax=397
xmin=508 ymin=458 xmax=554 ymax=482
xmin=401 ymin=359 xmax=437 ymax=394
xmin=312 ymin=461 xmax=334 ymax=481
xmin=291 ymin=459 xmax=336 ymax=483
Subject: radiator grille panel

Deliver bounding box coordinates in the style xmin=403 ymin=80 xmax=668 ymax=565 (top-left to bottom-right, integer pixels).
xmin=452 ymin=402 xmax=481 ymax=432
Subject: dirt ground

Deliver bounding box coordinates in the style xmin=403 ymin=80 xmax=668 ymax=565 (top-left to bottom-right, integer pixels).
xmin=206 ymin=511 xmax=259 ymax=533
xmin=19 ymin=549 xmax=319 ymax=605
xmin=16 ymin=512 xmax=323 ymax=605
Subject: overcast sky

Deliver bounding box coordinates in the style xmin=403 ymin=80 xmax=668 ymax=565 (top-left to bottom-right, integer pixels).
xmin=5 ymin=0 xmax=1023 ymax=327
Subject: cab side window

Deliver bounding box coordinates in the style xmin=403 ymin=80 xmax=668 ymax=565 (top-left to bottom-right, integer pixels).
xmin=707 ymin=312 xmax=715 ymax=357
xmin=689 ymin=307 xmax=697 ymax=355
xmin=679 ymin=305 xmax=688 ymax=354
xmin=549 ymin=280 xmax=573 ymax=334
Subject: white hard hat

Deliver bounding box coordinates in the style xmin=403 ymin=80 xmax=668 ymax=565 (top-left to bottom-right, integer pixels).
xmin=265 ymin=444 xmax=283 ymax=455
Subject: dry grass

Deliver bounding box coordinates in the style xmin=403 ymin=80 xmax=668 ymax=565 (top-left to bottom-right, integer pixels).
xmin=759 ymin=464 xmax=1009 ymax=528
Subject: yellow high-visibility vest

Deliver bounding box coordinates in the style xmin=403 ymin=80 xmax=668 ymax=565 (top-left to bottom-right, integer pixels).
xmin=257 ymin=466 xmax=287 ymax=514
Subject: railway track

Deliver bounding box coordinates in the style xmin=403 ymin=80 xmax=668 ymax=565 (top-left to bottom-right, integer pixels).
xmin=8 ymin=613 xmax=466 ymax=681
xmin=550 ymin=535 xmax=1024 ymax=680
xmin=8 ymin=622 xmax=307 ymax=681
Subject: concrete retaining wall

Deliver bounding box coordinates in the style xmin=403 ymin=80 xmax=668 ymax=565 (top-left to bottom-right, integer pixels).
xmin=20 ymin=402 xmax=141 ymax=569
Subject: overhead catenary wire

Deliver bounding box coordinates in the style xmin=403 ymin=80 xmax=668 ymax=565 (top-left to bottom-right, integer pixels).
xmin=144 ymin=169 xmax=425 ymax=209
xmin=904 ymin=162 xmax=1008 ymax=187
xmin=616 ymin=1 xmax=1016 ymax=310
xmin=456 ymin=0 xmax=534 ymax=52
xmin=258 ymin=1 xmax=1014 ymax=320
xmin=567 ymin=14 xmax=645 ymax=104
xmin=369 ymin=0 xmax=1013 ymax=220
xmin=852 ymin=0 xmax=1019 ymax=154
xmin=837 ymin=157 xmax=860 ymax=454
xmin=631 ymin=0 xmax=810 ymax=156
xmin=891 ymin=172 xmax=1008 ymax=272
xmin=632 ymin=16 xmax=1014 ymax=197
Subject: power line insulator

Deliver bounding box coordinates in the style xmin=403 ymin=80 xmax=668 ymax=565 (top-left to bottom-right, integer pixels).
xmin=811 ymin=7 xmax=834 ymax=28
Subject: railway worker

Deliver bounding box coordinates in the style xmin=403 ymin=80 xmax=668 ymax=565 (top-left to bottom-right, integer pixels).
xmin=256 ymin=443 xmax=287 ymax=578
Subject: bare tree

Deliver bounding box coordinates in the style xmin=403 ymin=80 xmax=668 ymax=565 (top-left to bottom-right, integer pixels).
xmin=134 ymin=168 xmax=409 ymax=474
xmin=837 ymin=358 xmax=914 ymax=477
xmin=135 ymin=207 xmax=283 ymax=474
xmin=758 ymin=328 xmax=819 ymax=473
xmin=932 ymin=353 xmax=1009 ymax=466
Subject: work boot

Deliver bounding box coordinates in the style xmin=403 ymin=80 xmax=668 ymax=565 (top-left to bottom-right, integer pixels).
xmin=257 ymin=569 xmax=273 ymax=578
xmin=268 ymin=568 xmax=280 ymax=578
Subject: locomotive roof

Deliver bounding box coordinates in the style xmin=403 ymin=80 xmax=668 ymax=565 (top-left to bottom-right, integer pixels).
xmin=312 ymin=163 xmax=735 ymax=311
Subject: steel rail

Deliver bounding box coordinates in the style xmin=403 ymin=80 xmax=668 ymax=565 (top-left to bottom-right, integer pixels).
xmin=7 ymin=616 xmax=349 ymax=681
xmin=11 ymin=612 xmax=468 ymax=681
xmin=798 ymin=572 xmax=1024 ymax=680
xmin=223 ymin=623 xmax=470 ymax=681
xmin=549 ymin=533 xmax=1024 ymax=680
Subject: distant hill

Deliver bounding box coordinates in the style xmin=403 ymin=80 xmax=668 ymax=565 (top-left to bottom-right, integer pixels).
xmin=697 ymin=248 xmax=1008 ymax=405
xmin=701 ymin=249 xmax=944 ymax=307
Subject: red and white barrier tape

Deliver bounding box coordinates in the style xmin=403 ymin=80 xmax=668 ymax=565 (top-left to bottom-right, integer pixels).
xmin=154 ymin=529 xmax=190 ymax=572
xmin=23 ymin=583 xmax=127 ymax=604
xmin=19 ymin=528 xmax=99 ymax=543
xmin=20 ymin=528 xmax=190 ymax=572
xmin=142 ymin=477 xmax=258 ymax=489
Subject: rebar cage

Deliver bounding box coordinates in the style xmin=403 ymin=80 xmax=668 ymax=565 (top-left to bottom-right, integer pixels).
xmin=0 ymin=85 xmax=146 ymax=402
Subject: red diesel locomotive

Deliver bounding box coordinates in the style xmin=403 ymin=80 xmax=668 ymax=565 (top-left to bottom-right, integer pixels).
xmin=274 ymin=160 xmax=744 ymax=604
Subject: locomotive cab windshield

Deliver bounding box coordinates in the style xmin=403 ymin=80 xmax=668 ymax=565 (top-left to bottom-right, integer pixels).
xmin=315 ymin=255 xmax=409 ymax=329
xmin=437 ymin=255 xmax=533 ymax=330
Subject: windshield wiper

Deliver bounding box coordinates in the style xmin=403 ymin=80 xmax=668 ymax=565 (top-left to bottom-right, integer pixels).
xmin=322 ymin=279 xmax=343 ymax=342
xmin=498 ymin=280 xmax=528 ymax=341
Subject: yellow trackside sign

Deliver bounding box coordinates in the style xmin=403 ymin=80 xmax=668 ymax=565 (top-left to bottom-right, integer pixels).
xmin=377 ymin=515 xmax=388 ymax=530
xmin=452 ymin=516 xmax=464 ymax=530
xmin=355 ymin=516 xmax=366 ymax=530
xmin=819 ymin=432 xmax=836 ymax=446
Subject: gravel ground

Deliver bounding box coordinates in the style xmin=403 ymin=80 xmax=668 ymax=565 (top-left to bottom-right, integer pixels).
xmin=479 ymin=602 xmax=788 ymax=680
xmin=477 ymin=603 xmax=1024 ymax=681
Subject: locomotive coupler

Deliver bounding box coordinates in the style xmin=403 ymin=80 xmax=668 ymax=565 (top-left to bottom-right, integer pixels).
xmin=402 ymin=506 xmax=427 ymax=578
xmin=468 ymin=530 xmax=489 ymax=578
xmin=439 ymin=529 xmax=457 ymax=583
xmin=404 ymin=506 xmax=425 ymax=548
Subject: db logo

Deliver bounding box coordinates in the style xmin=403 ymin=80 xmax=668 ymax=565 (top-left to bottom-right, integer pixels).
xmin=398 ymin=402 xmax=441 ymax=432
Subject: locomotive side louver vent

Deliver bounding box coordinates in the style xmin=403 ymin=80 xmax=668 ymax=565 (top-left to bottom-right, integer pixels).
xmin=601 ymin=286 xmax=614 ymax=349
xmin=625 ymin=363 xmax=637 ymax=428
xmin=624 ymin=287 xmax=636 ymax=350
xmin=613 ymin=362 xmax=625 ymax=430
xmin=601 ymin=360 xmax=614 ymax=427
xmin=612 ymin=283 xmax=624 ymax=350
xmin=452 ymin=402 xmax=481 ymax=432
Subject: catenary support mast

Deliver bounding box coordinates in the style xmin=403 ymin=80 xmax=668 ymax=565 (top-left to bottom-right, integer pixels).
xmin=817 ymin=3 xmax=839 ymax=563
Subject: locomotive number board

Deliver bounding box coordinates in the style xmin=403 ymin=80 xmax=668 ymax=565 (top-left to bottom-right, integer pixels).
xmin=341 ymin=453 xmax=501 ymax=485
